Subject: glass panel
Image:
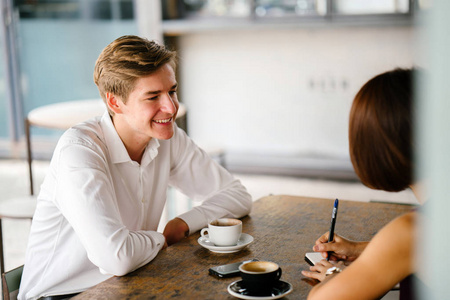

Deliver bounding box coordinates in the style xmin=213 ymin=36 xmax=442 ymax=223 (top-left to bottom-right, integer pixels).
xmin=18 ymin=20 xmax=137 ymax=112
xmin=419 ymin=1 xmax=450 ymax=299
xmin=182 ymin=0 xmax=414 ymax=18
xmin=333 ymin=0 xmax=410 ymax=15
xmin=15 ymin=0 xmax=134 ymax=20
xmin=254 ymin=0 xmax=325 ymax=17
xmin=181 ymin=0 xmax=416 ymax=18
xmin=13 ymin=0 xmax=137 ymax=139
xmin=183 ymin=0 xmax=252 ymax=18
xmin=183 ymin=0 xmax=324 ymax=17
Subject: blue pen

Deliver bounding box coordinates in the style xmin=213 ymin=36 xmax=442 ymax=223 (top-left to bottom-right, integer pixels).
xmin=327 ymin=199 xmax=339 ymax=261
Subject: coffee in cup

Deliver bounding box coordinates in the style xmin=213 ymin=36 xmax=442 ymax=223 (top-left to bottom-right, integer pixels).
xmin=200 ymin=218 xmax=242 ymax=246
xmin=239 ymin=261 xmax=282 ymax=294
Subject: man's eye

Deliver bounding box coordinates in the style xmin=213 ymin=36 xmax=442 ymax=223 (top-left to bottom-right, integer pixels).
xmin=169 ymin=90 xmax=177 ymax=95
xmin=148 ymin=96 xmax=158 ymax=100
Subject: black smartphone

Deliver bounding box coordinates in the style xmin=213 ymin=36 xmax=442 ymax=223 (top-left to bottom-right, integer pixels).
xmin=208 ymin=259 xmax=259 ymax=278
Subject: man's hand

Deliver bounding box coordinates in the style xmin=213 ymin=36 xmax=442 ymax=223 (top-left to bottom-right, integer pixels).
xmin=163 ymin=217 xmax=189 ymax=246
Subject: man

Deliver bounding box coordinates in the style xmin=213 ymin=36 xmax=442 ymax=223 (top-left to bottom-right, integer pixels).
xmin=18 ymin=35 xmax=252 ymax=300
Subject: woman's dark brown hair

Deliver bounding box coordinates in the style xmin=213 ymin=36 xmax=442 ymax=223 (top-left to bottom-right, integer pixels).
xmin=349 ymin=68 xmax=413 ymax=192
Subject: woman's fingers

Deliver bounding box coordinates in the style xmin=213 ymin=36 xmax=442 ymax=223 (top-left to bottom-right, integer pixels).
xmin=301 ymin=270 xmax=324 ymax=281
xmin=315 ymin=232 xmax=330 ymax=245
xmin=302 ymin=260 xmax=334 ymax=282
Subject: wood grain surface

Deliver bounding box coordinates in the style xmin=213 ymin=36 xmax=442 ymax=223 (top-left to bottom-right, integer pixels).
xmin=73 ymin=195 xmax=414 ymax=300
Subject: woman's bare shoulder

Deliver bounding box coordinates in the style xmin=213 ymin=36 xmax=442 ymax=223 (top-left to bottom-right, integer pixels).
xmin=382 ymin=211 xmax=416 ymax=239
xmin=359 ymin=211 xmax=416 ymax=275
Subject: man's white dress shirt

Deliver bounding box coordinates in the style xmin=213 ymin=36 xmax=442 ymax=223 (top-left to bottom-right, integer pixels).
xmin=18 ymin=112 xmax=252 ymax=300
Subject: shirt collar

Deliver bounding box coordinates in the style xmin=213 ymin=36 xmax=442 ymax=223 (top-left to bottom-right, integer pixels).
xmin=99 ymin=111 xmax=160 ymax=165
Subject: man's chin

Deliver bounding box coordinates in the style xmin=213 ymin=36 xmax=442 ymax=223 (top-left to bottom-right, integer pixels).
xmin=157 ymin=132 xmax=174 ymax=140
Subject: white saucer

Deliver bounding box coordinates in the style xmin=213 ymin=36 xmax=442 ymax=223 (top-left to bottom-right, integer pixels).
xmin=227 ymin=280 xmax=293 ymax=299
xmin=198 ymin=233 xmax=253 ymax=253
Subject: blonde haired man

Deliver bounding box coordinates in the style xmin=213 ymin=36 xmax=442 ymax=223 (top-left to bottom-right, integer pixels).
xmin=19 ymin=35 xmax=252 ymax=300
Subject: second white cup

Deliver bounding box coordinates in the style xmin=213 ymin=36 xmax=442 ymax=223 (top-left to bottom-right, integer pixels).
xmin=200 ymin=218 xmax=242 ymax=246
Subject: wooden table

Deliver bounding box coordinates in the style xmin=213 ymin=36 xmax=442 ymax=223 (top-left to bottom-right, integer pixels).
xmin=73 ymin=195 xmax=414 ymax=300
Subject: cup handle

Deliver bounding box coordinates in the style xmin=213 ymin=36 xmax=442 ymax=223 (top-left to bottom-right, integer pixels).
xmin=276 ymin=268 xmax=282 ymax=280
xmin=200 ymin=228 xmax=209 ymax=239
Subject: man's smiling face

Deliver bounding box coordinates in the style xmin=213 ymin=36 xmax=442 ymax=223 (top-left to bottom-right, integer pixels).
xmin=115 ymin=63 xmax=179 ymax=143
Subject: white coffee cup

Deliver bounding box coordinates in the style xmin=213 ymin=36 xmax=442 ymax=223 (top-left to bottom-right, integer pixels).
xmin=200 ymin=218 xmax=242 ymax=246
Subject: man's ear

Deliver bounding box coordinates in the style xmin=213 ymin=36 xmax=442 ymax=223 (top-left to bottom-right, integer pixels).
xmin=106 ymin=92 xmax=123 ymax=114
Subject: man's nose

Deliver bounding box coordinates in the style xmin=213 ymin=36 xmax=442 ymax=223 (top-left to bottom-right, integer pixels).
xmin=161 ymin=93 xmax=177 ymax=114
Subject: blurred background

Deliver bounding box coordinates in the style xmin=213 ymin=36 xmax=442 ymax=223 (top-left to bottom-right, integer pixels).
xmin=0 ymin=0 xmax=424 ymax=178
xmin=1 ymin=1 xmax=450 ymax=298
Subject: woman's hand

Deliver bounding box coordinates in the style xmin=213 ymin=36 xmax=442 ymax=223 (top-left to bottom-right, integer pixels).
xmin=302 ymin=260 xmax=346 ymax=282
xmin=313 ymin=232 xmax=368 ymax=262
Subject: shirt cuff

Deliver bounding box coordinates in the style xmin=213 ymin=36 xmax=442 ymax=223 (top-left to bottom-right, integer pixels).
xmin=150 ymin=231 xmax=166 ymax=249
xmin=177 ymin=208 xmax=208 ymax=235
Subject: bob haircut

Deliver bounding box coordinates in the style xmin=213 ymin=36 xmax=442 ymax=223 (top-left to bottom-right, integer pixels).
xmin=349 ymin=68 xmax=414 ymax=192
xmin=93 ymin=35 xmax=177 ymax=115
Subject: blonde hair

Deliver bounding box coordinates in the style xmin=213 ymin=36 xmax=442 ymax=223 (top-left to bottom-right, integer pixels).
xmin=93 ymin=35 xmax=177 ymax=115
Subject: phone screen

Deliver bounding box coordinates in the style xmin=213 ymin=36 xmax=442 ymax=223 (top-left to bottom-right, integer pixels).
xmin=209 ymin=259 xmax=258 ymax=278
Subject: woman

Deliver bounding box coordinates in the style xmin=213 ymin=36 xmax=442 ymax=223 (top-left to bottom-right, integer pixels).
xmin=302 ymin=68 xmax=425 ymax=299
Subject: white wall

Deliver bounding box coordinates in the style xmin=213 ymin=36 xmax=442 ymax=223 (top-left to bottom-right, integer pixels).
xmin=178 ymin=26 xmax=416 ymax=176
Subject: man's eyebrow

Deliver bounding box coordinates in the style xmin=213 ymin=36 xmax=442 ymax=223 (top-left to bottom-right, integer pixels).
xmin=144 ymin=84 xmax=178 ymax=95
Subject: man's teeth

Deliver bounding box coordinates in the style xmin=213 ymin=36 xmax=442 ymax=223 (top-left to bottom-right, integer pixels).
xmin=154 ymin=118 xmax=171 ymax=124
